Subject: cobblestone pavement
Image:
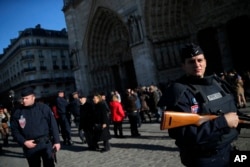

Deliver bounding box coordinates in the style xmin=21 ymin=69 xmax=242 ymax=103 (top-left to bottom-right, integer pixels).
xmin=1 ymin=107 xmax=250 ymax=167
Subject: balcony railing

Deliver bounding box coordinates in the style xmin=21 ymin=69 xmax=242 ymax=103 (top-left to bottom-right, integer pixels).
xmin=40 ymin=66 xmax=47 ymax=71
xmin=22 ymin=67 xmax=36 ymax=73
xmin=21 ymin=55 xmax=35 ymax=61
xmin=62 ymin=65 xmax=68 ymax=70
xmin=53 ymin=65 xmax=60 ymax=70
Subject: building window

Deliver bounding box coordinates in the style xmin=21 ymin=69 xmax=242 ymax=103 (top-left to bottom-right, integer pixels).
xmin=62 ymin=60 xmax=66 ymax=66
xmin=62 ymin=60 xmax=68 ymax=69
xmin=25 ymin=39 xmax=30 ymax=46
xmin=22 ymin=61 xmax=36 ymax=72
xmin=38 ymin=50 xmax=44 ymax=58
xmin=27 ymin=62 xmax=33 ymax=68
xmin=52 ymin=56 xmax=59 ymax=70
xmin=52 ymin=56 xmax=57 ymax=65
xmin=40 ymin=60 xmax=44 ymax=66
xmin=40 ymin=60 xmax=46 ymax=71
xmin=61 ymin=50 xmax=65 ymax=57
xmin=36 ymin=39 xmax=41 ymax=45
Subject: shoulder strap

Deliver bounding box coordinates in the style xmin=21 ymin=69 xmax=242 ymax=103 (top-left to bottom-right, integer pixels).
xmin=214 ymin=75 xmax=235 ymax=94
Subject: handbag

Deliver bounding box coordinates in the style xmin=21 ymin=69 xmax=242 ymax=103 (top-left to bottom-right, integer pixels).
xmin=2 ymin=122 xmax=8 ymax=129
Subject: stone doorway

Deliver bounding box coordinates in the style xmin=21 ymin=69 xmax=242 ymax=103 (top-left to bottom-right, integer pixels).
xmin=227 ymin=15 xmax=250 ymax=73
xmin=87 ymin=7 xmax=137 ymax=93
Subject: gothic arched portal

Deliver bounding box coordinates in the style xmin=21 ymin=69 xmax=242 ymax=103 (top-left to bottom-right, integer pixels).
xmin=144 ymin=0 xmax=250 ymax=75
xmin=87 ymin=7 xmax=137 ymax=93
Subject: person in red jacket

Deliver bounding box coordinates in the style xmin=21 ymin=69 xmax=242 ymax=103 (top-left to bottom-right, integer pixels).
xmin=109 ymin=94 xmax=126 ymax=138
xmin=51 ymin=105 xmax=60 ymax=133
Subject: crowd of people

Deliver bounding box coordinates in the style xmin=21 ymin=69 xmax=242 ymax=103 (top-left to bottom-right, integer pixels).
xmin=219 ymin=70 xmax=249 ymax=109
xmin=0 ymin=84 xmax=165 ymax=155
xmin=50 ymin=84 xmax=164 ymax=151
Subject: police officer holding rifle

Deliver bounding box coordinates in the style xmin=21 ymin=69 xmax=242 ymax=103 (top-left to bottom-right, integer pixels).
xmin=158 ymin=43 xmax=250 ymax=167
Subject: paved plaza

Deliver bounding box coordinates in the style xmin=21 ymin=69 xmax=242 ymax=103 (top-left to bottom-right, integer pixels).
xmin=1 ymin=107 xmax=250 ymax=167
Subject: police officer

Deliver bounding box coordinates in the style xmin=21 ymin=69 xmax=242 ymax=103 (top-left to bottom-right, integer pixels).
xmin=56 ymin=90 xmax=73 ymax=145
xmin=158 ymin=43 xmax=241 ymax=167
xmin=11 ymin=87 xmax=61 ymax=167
xmin=69 ymin=91 xmax=81 ymax=128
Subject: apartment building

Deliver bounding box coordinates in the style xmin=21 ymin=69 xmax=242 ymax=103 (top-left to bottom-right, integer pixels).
xmin=0 ymin=24 xmax=76 ymax=107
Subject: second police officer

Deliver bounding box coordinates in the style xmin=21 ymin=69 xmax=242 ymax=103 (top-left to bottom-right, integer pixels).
xmin=56 ymin=90 xmax=74 ymax=145
xmin=158 ymin=43 xmax=246 ymax=167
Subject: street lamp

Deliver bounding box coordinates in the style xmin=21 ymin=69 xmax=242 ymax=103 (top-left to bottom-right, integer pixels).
xmin=9 ymin=90 xmax=15 ymax=111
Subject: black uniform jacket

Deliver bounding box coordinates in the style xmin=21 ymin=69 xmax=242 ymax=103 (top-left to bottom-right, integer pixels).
xmin=56 ymin=96 xmax=68 ymax=115
xmin=158 ymin=75 xmax=239 ymax=151
xmin=11 ymin=102 xmax=60 ymax=146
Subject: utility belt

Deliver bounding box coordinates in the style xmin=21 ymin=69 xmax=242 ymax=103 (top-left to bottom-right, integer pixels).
xmin=33 ymin=136 xmax=50 ymax=144
xmin=196 ymin=149 xmax=219 ymax=157
xmin=181 ymin=148 xmax=219 ymax=158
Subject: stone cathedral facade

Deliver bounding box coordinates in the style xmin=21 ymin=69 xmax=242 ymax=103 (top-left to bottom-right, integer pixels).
xmin=62 ymin=0 xmax=250 ymax=95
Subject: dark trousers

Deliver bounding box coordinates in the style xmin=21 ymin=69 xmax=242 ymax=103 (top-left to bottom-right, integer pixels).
xmin=180 ymin=145 xmax=231 ymax=167
xmin=137 ymin=110 xmax=141 ymax=127
xmin=25 ymin=142 xmax=55 ymax=167
xmin=78 ymin=129 xmax=85 ymax=143
xmin=27 ymin=153 xmax=54 ymax=167
xmin=59 ymin=114 xmax=72 ymax=141
xmin=74 ymin=116 xmax=80 ymax=128
xmin=140 ymin=110 xmax=152 ymax=122
xmin=113 ymin=121 xmax=123 ymax=137
xmin=84 ymin=129 xmax=96 ymax=150
xmin=127 ymin=112 xmax=139 ymax=136
xmin=103 ymin=140 xmax=110 ymax=151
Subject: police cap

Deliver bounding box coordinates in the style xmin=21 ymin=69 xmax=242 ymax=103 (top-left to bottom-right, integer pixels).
xmin=181 ymin=43 xmax=204 ymax=62
xmin=21 ymin=87 xmax=35 ymax=97
xmin=57 ymin=90 xmax=64 ymax=93
xmin=72 ymin=91 xmax=78 ymax=96
xmin=79 ymin=94 xmax=86 ymax=98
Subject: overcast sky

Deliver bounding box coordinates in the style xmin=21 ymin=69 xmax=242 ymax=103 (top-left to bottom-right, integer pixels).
xmin=0 ymin=0 xmax=67 ymax=54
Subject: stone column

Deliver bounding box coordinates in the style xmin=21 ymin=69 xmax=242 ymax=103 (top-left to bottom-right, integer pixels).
xmin=74 ymin=48 xmax=91 ymax=95
xmin=217 ymin=26 xmax=234 ymax=72
xmin=131 ymin=39 xmax=158 ymax=86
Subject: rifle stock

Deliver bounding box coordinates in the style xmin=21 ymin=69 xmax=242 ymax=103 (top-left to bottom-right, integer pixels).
xmin=160 ymin=111 xmax=250 ymax=130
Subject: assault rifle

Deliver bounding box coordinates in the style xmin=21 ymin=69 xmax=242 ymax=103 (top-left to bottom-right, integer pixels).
xmin=160 ymin=111 xmax=250 ymax=130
